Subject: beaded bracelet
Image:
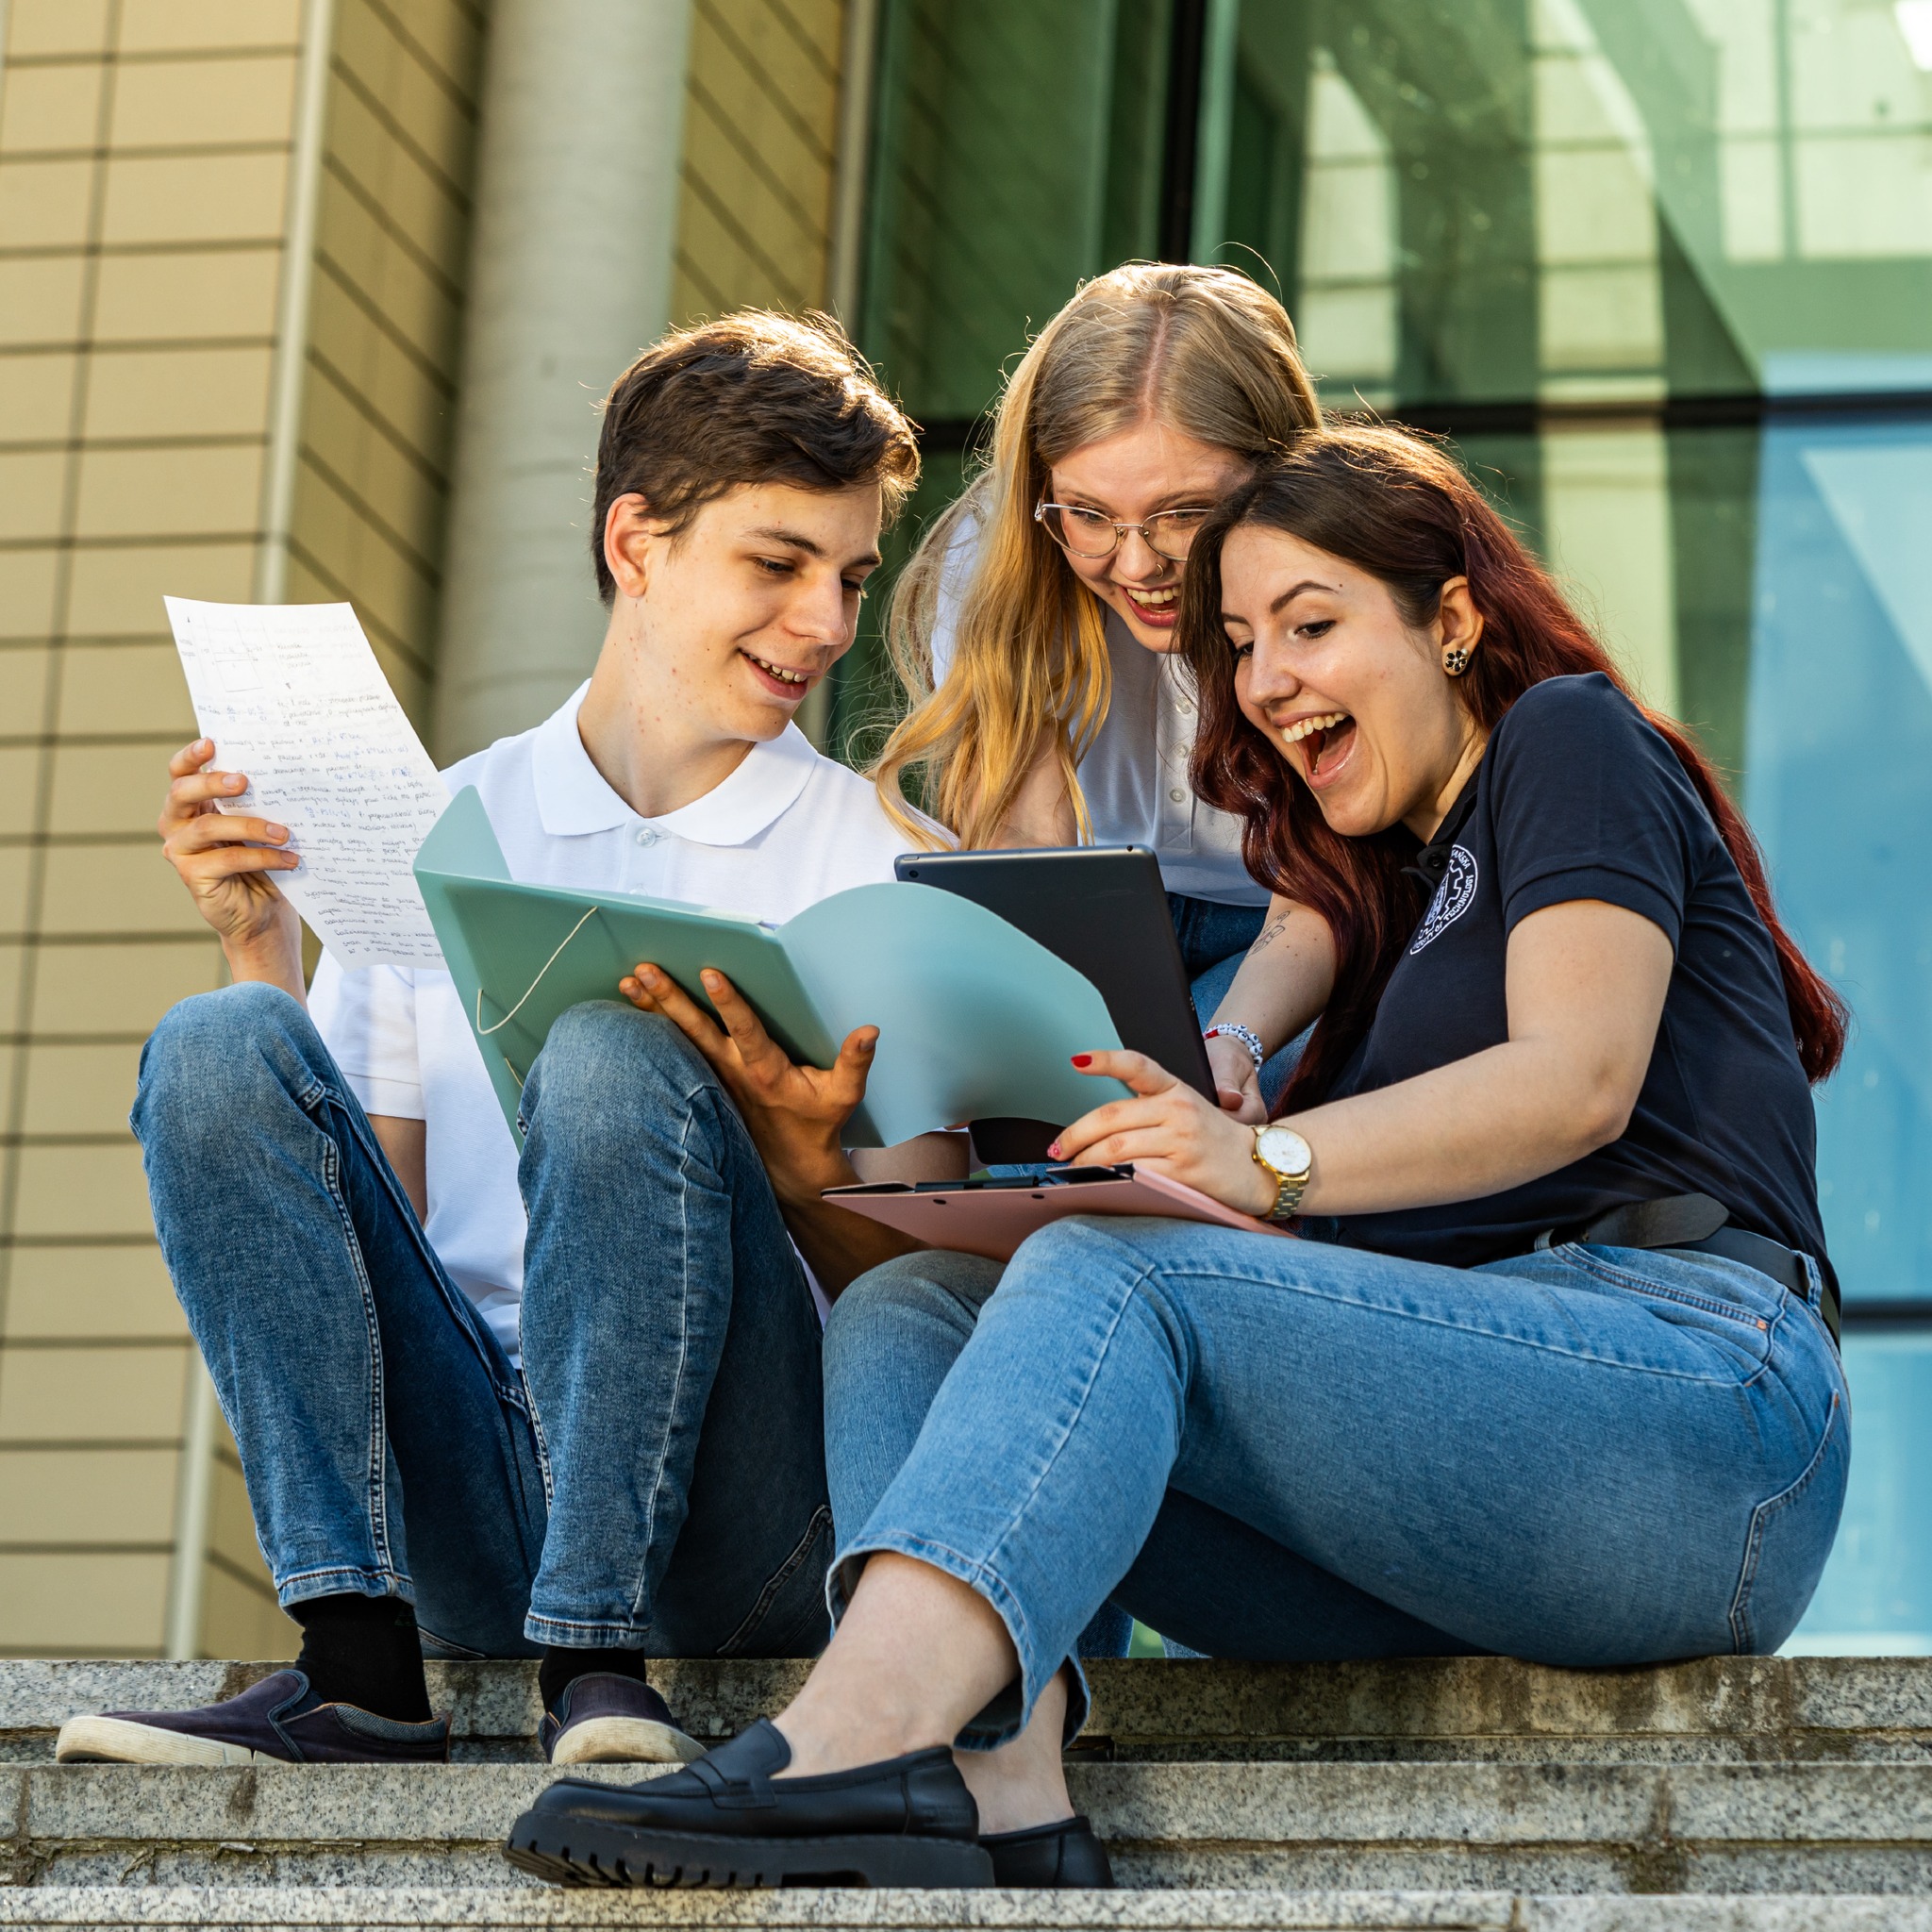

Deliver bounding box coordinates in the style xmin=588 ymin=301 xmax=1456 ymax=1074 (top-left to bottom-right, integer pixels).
xmin=1203 ymin=1022 xmax=1265 ymax=1072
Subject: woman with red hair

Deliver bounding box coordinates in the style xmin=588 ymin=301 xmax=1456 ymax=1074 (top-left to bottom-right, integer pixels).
xmin=517 ymin=425 xmax=1852 ymax=1892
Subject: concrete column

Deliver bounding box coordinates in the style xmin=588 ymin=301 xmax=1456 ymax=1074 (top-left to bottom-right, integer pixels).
xmin=433 ymin=0 xmax=693 ymax=760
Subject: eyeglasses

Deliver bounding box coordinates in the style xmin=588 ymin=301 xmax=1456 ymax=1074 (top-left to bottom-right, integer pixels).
xmin=1035 ymin=501 xmax=1211 ymax=562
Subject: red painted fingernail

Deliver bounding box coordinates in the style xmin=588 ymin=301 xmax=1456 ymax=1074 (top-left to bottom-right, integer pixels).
xmin=1071 ymin=1054 xmax=1092 ymax=1068
xmin=1047 ymin=1142 xmax=1063 ymax=1159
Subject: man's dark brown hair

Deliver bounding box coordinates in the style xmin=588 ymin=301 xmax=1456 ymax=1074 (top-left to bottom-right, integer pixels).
xmin=590 ymin=309 xmax=921 ymax=605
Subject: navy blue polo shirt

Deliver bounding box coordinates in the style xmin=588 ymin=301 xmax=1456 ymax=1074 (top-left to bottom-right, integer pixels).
xmin=1323 ymin=674 xmax=1829 ymax=1269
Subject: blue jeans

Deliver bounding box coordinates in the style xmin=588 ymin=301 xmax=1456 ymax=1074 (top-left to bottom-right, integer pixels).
xmin=822 ymin=1217 xmax=1849 ymax=1744
xmin=132 ymin=984 xmax=832 ymax=1658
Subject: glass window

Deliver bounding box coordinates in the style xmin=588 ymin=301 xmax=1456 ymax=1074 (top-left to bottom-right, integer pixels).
xmin=853 ymin=0 xmax=1932 ymax=1644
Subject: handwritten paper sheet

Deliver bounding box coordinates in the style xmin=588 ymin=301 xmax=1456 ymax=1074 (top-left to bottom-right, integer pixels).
xmin=165 ymin=597 xmax=449 ymax=970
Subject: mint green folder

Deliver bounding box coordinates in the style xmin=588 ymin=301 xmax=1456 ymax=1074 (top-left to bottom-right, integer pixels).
xmin=413 ymin=787 xmax=1130 ymax=1146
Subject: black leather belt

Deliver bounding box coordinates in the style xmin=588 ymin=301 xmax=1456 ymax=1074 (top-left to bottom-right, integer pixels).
xmin=1547 ymin=1192 xmax=1840 ymax=1347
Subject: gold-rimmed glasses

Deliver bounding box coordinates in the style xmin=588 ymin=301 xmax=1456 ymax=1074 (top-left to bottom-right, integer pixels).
xmin=1034 ymin=501 xmax=1212 ymax=562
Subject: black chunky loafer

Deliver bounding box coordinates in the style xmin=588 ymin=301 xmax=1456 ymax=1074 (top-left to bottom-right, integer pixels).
xmin=981 ymin=1814 xmax=1113 ymax=1887
xmin=505 ymin=1717 xmax=993 ymax=1889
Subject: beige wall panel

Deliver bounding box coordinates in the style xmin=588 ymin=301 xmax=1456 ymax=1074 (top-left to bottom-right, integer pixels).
xmin=0 ymin=60 xmax=107 ymax=155
xmin=303 ymin=380 xmax=444 ymax=560
xmin=0 ymin=844 xmax=30 ymax=929
xmin=65 ymin=539 xmax=254 ymax=636
xmin=7 ymin=0 xmax=112 ymax=60
xmin=290 ymin=462 xmax=435 ymax=651
xmin=307 ymin=272 xmax=456 ymax=439
xmin=117 ymin=0 xmax=303 ymax=53
xmin=75 ymin=441 xmax=265 ymax=541
xmin=0 ymin=446 xmax=70 ymax=538
xmin=325 ymin=90 xmax=470 ymax=286
xmin=36 ymin=839 xmax=208 ymax=937
xmin=30 ymin=934 xmax=222 ymax=1035
xmin=55 ymin=639 xmax=196 ymax=737
xmin=0 ymin=1552 xmax=170 ymax=1654
xmin=200 ymin=1557 xmax=299 ymax=1660
xmin=0 ymin=1337 xmax=189 ymax=1437
xmin=9 ymin=1140 xmax=158 ymax=1239
xmin=109 ymin=56 xmax=298 ymax=152
xmin=6 ymin=1241 xmax=187 ymax=1340
xmin=19 ymin=1041 xmax=143 ymax=1135
xmin=0 ymin=255 xmax=87 ymax=344
xmin=0 ymin=545 xmax=62 ymax=636
xmin=0 ymin=348 xmax=79 ymax=440
xmin=0 ymin=1443 xmax=178 ymax=1540
xmin=0 ymin=743 xmax=38 ymax=833
xmin=84 ymin=345 xmax=275 ymax=442
xmin=47 ymin=743 xmax=169 ymax=839
xmin=0 ymin=157 xmax=98 ymax=247
xmin=315 ymin=192 xmax=462 ymax=372
xmin=0 ymin=641 xmax=52 ymax=724
xmin=335 ymin=0 xmax=481 ymax=101
xmin=91 ymin=247 xmax=281 ymax=343
xmin=308 ymin=338 xmax=448 ymax=475
xmin=0 ymin=939 xmax=19 ymax=1021
xmin=101 ymin=152 xmax=290 ymax=248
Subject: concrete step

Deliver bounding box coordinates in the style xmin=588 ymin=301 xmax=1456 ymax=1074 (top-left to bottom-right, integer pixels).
xmin=1 ymin=1890 xmax=1931 ymax=1931
xmin=6 ymin=1758 xmax=1932 ymax=1893
xmin=6 ymin=1657 xmax=1932 ymax=1766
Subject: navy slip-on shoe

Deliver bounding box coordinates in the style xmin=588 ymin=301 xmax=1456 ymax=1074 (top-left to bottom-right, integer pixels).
xmin=539 ymin=1672 xmax=703 ymax=1766
xmin=55 ymin=1668 xmax=451 ymax=1766
xmin=980 ymin=1814 xmax=1114 ymax=1888
xmin=506 ymin=1715 xmax=992 ymax=1888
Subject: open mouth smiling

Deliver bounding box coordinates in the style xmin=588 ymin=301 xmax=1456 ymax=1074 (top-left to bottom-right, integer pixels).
xmin=743 ymin=651 xmax=813 ymax=691
xmin=1279 ymin=709 xmax=1357 ymax=779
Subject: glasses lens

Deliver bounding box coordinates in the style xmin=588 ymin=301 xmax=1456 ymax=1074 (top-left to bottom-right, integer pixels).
xmin=1046 ymin=506 xmax=1119 ymax=557
xmin=1146 ymin=509 xmax=1210 ymax=561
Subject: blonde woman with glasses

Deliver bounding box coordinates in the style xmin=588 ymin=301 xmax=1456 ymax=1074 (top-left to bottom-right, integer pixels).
xmin=874 ymin=263 xmax=1324 ymax=1110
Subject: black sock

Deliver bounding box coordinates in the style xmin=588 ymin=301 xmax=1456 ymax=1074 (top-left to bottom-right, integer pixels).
xmin=291 ymin=1593 xmax=431 ymax=1724
xmin=540 ymin=1645 xmax=648 ymax=1713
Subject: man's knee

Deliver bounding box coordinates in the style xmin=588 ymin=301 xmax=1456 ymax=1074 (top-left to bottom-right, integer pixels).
xmin=134 ymin=982 xmax=320 ymax=1147
xmin=524 ymin=1001 xmax=712 ymax=1130
xmin=824 ymin=1250 xmax=1004 ymax=1378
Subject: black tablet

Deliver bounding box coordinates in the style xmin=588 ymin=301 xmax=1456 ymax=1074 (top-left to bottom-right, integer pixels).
xmin=894 ymin=845 xmax=1217 ymax=1107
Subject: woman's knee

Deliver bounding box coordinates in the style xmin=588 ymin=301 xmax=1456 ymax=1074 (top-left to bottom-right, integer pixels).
xmin=824 ymin=1250 xmax=1003 ymax=1383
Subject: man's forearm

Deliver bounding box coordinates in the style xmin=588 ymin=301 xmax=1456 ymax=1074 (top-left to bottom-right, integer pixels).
xmin=780 ymin=1193 xmax=926 ymax=1299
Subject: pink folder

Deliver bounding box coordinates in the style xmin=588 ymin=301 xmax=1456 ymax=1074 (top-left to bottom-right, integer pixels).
xmin=821 ymin=1164 xmax=1294 ymax=1263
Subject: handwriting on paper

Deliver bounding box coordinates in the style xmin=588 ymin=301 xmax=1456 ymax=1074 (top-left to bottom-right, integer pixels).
xmin=164 ymin=597 xmax=449 ymax=969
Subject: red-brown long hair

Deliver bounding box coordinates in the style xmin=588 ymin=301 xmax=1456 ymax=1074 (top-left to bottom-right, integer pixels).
xmin=1179 ymin=425 xmax=1848 ymax=1110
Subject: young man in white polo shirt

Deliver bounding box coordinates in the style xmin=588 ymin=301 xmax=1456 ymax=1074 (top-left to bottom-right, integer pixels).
xmin=59 ymin=313 xmax=950 ymax=1770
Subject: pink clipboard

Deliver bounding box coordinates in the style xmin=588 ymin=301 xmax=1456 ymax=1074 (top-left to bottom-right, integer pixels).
xmin=821 ymin=1163 xmax=1294 ymax=1262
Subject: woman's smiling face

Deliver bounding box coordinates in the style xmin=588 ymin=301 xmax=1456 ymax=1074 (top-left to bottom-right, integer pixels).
xmin=1218 ymin=523 xmax=1487 ymax=841
xmin=1047 ymin=419 xmax=1249 ymax=653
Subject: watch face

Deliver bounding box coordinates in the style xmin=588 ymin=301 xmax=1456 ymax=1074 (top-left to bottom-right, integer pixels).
xmin=1257 ymin=1125 xmax=1311 ymax=1178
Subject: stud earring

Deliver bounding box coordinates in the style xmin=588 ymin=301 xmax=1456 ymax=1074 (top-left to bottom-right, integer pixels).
xmin=1442 ymin=647 xmax=1470 ymax=676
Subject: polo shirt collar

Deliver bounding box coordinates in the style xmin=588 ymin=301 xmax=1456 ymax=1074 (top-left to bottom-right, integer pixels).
xmin=533 ymin=682 xmax=820 ymax=847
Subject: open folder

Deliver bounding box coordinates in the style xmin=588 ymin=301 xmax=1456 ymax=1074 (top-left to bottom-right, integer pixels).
xmin=413 ymin=787 xmax=1133 ymax=1147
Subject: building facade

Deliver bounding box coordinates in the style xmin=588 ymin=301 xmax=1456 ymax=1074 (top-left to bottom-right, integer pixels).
xmin=2 ymin=0 xmax=1927 ymax=1656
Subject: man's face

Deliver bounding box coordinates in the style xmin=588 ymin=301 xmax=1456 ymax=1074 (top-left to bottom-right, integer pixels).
xmin=613 ymin=480 xmax=885 ymax=745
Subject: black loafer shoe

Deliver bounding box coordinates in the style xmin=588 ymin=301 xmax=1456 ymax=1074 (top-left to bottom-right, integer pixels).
xmin=506 ymin=1716 xmax=992 ymax=1888
xmin=981 ymin=1814 xmax=1113 ymax=1888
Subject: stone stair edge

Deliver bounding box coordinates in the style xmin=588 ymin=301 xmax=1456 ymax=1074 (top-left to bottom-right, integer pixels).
xmin=1 ymin=1890 xmax=1930 ymax=1931
xmin=11 ymin=1760 xmax=1932 ymax=1848
xmin=6 ymin=1657 xmax=1932 ymax=1749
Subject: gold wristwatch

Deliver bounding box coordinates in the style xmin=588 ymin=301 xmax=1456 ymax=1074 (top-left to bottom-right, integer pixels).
xmin=1251 ymin=1124 xmax=1313 ymax=1222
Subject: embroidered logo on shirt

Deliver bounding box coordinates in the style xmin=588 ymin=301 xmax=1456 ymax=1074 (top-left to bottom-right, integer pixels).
xmin=1410 ymin=845 xmax=1478 ymax=954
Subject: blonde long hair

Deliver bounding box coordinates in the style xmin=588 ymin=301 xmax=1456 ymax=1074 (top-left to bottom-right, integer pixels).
xmin=872 ymin=263 xmax=1323 ymax=847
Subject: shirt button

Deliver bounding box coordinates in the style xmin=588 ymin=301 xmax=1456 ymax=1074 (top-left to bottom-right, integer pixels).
xmin=1169 ymin=788 xmax=1186 ymax=805
xmin=634 ymin=826 xmax=658 ymax=847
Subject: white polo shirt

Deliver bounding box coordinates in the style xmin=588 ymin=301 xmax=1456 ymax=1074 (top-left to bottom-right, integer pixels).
xmin=308 ymin=684 xmax=917 ymax=1358
xmin=933 ymin=514 xmax=1267 ymax=907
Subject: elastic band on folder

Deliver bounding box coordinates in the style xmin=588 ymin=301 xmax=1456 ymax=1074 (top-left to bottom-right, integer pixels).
xmin=475 ymin=905 xmax=602 ymax=1037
